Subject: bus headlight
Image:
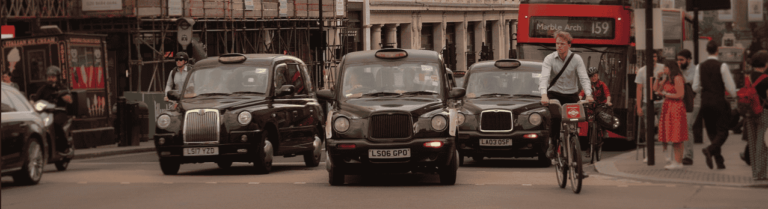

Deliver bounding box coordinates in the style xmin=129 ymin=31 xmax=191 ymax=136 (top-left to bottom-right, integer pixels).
xmin=431 ymin=115 xmax=447 ymax=131
xmin=157 ymin=114 xmax=171 ymax=129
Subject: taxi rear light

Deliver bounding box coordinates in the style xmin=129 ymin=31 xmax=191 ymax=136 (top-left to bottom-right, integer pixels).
xmin=337 ymin=144 xmax=356 ymax=149
xmin=423 ymin=141 xmax=443 ymax=148
xmin=375 ymin=50 xmax=408 ymax=59
xmin=523 ymin=133 xmax=538 ymax=139
xmin=495 ymin=60 xmax=522 ymax=68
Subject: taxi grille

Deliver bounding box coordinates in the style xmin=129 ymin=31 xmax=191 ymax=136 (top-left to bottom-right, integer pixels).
xmin=480 ymin=111 xmax=513 ymax=131
xmin=371 ymin=114 xmax=411 ymax=139
xmin=183 ymin=109 xmax=220 ymax=143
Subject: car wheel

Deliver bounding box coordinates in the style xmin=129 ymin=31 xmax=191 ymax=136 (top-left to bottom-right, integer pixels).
xmin=439 ymin=150 xmax=459 ymax=185
xmin=254 ymin=131 xmax=273 ymax=174
xmin=327 ymin=151 xmax=344 ymax=186
xmin=55 ymin=158 xmax=71 ymax=171
xmin=14 ymin=139 xmax=44 ymax=185
xmin=160 ymin=160 xmax=180 ymax=175
xmin=303 ymin=134 xmax=322 ymax=167
xmin=216 ymin=161 xmax=233 ymax=169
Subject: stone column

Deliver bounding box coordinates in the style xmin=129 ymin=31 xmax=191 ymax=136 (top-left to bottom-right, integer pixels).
xmin=474 ymin=20 xmax=485 ymax=62
xmin=492 ymin=20 xmax=502 ymax=60
xmin=385 ymin=24 xmax=399 ymax=48
xmin=364 ymin=25 xmax=372 ymax=51
xmin=401 ymin=23 xmax=413 ymax=49
xmin=456 ymin=19 xmax=468 ymax=72
xmin=504 ymin=20 xmax=510 ymax=59
xmin=433 ymin=22 xmax=445 ymax=53
xmin=371 ymin=24 xmax=383 ymax=50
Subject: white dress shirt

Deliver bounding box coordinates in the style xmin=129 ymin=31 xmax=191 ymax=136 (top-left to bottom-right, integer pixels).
xmin=692 ymin=56 xmax=737 ymax=97
xmin=538 ymin=50 xmax=592 ymax=97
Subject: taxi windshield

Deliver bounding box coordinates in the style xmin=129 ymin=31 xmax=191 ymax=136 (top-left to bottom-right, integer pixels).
xmin=183 ymin=66 xmax=270 ymax=98
xmin=342 ymin=62 xmax=442 ymax=98
xmin=465 ymin=71 xmax=541 ymax=98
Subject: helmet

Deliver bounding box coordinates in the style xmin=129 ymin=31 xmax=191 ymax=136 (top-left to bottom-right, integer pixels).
xmin=587 ymin=68 xmax=599 ymax=76
xmin=46 ymin=66 xmax=62 ymax=76
xmin=175 ymin=52 xmax=189 ymax=61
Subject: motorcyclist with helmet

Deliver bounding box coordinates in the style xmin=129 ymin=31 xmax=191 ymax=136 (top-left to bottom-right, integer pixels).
xmin=35 ymin=66 xmax=74 ymax=155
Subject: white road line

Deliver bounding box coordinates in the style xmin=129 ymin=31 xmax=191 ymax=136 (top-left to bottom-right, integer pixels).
xmin=618 ymin=185 xmax=629 ymax=187
xmin=120 ymin=182 xmax=130 ymax=184
xmin=163 ymin=182 xmax=173 ymax=184
xmin=294 ymin=182 xmax=306 ymax=184
xmin=78 ymin=182 xmax=87 ymax=184
xmin=475 ymin=184 xmax=485 ymax=186
xmin=522 ymin=184 xmax=532 ymax=186
xmin=248 ymin=182 xmax=260 ymax=184
xmin=206 ymin=182 xmax=217 ymax=184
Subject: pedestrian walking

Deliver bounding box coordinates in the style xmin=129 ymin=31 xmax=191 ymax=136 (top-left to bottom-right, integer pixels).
xmin=692 ymin=40 xmax=738 ymax=170
xmin=743 ymin=50 xmax=768 ymax=180
xmin=677 ymin=49 xmax=698 ymax=165
xmin=653 ymin=60 xmax=688 ymax=170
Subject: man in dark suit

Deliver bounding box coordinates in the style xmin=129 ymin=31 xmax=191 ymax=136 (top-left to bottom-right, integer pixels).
xmin=692 ymin=40 xmax=738 ymax=169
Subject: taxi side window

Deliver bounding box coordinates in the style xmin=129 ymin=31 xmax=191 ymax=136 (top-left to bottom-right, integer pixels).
xmin=274 ymin=64 xmax=289 ymax=90
xmin=1 ymin=89 xmax=17 ymax=112
xmin=300 ymin=64 xmax=313 ymax=92
xmin=287 ymin=64 xmax=307 ymax=95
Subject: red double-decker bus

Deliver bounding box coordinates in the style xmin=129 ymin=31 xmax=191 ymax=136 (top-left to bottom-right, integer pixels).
xmin=516 ymin=0 xmax=633 ymax=141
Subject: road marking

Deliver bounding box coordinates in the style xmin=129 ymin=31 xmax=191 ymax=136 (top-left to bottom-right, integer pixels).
xmin=294 ymin=182 xmax=306 ymax=184
xmin=206 ymin=182 xmax=217 ymax=184
xmin=120 ymin=182 xmax=130 ymax=185
xmin=163 ymin=182 xmax=173 ymax=184
xmin=522 ymin=184 xmax=532 ymax=186
xmin=475 ymin=184 xmax=485 ymax=186
xmin=248 ymin=182 xmax=260 ymax=184
xmin=618 ymin=185 xmax=629 ymax=187
xmin=665 ymin=185 xmax=676 ymax=187
xmin=78 ymin=182 xmax=87 ymax=184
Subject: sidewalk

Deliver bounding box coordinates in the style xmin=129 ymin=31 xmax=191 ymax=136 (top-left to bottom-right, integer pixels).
xmin=72 ymin=140 xmax=156 ymax=160
xmin=596 ymin=132 xmax=768 ymax=187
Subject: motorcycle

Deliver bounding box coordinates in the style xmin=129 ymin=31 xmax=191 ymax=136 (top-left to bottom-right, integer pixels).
xmin=34 ymin=100 xmax=75 ymax=171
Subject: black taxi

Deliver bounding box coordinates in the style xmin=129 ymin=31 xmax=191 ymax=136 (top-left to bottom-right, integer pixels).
xmin=317 ymin=49 xmax=466 ymax=185
xmin=155 ymin=54 xmax=325 ymax=175
xmin=457 ymin=59 xmax=551 ymax=166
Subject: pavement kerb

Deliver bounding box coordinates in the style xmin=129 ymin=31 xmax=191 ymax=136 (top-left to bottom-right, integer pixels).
xmin=72 ymin=147 xmax=156 ymax=160
xmin=595 ymin=149 xmax=768 ymax=188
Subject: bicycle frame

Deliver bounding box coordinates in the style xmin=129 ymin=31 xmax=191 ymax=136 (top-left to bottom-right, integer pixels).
xmin=551 ymin=99 xmax=588 ymax=193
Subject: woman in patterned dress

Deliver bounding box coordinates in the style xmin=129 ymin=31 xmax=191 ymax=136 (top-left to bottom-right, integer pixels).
xmin=747 ymin=50 xmax=768 ymax=180
xmin=652 ymin=60 xmax=688 ymax=170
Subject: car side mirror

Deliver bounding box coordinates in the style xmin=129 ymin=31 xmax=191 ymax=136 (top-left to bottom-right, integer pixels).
xmin=449 ymin=88 xmax=466 ymax=99
xmin=277 ymin=85 xmax=295 ymax=97
xmin=317 ymin=89 xmax=334 ymax=100
xmin=167 ymin=90 xmax=181 ymax=101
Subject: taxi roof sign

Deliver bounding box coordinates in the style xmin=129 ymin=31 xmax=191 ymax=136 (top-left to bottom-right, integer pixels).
xmin=375 ymin=49 xmax=408 ymax=59
xmin=219 ymin=54 xmax=247 ymax=63
xmin=495 ymin=59 xmax=522 ymax=68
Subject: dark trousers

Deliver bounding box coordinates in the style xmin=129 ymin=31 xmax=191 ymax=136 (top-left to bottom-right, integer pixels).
xmin=547 ymin=91 xmax=580 ymax=145
xmin=700 ymin=101 xmax=731 ymax=163
xmin=693 ymin=110 xmax=704 ymax=143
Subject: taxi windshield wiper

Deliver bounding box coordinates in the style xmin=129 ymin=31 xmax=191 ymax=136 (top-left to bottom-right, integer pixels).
xmin=478 ymin=93 xmax=511 ymax=98
xmin=231 ymin=91 xmax=265 ymax=95
xmin=361 ymin=92 xmax=401 ymax=97
xmin=400 ymin=90 xmax=438 ymax=96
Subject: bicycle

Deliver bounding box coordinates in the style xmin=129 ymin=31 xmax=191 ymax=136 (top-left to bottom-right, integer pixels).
xmin=585 ymin=103 xmax=610 ymax=164
xmin=550 ymin=99 xmax=589 ymax=194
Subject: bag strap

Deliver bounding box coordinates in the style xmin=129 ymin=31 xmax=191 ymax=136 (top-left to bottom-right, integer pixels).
xmin=753 ymin=74 xmax=768 ymax=87
xmin=548 ymin=53 xmax=575 ymax=91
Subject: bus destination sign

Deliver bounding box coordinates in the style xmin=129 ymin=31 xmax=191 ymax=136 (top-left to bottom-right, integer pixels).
xmin=530 ymin=17 xmax=615 ymax=40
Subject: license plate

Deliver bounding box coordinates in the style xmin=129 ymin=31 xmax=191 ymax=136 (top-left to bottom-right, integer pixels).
xmin=479 ymin=139 xmax=513 ymax=146
xmin=183 ymin=147 xmax=219 ymax=156
xmin=368 ymin=148 xmax=411 ymax=159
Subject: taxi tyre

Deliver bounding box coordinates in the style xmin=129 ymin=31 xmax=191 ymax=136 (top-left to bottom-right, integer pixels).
xmin=15 ymin=138 xmax=44 ymax=185
xmin=160 ymin=159 xmax=180 ymax=175
xmin=303 ymin=133 xmax=323 ymax=167
xmin=216 ymin=161 xmax=233 ymax=169
xmin=327 ymin=151 xmax=345 ymax=185
xmin=438 ymin=150 xmax=459 ymax=185
xmin=459 ymin=154 xmax=465 ymax=166
xmin=253 ymin=130 xmax=274 ymax=174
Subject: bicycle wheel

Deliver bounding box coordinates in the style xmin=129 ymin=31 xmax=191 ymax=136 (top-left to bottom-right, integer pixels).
xmin=569 ymin=135 xmax=583 ymax=194
xmin=594 ymin=128 xmax=603 ymax=162
xmin=589 ymin=124 xmax=598 ymax=164
xmin=555 ymin=140 xmax=567 ymax=189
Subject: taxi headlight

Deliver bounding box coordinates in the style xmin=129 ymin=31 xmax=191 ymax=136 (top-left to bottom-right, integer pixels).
xmin=334 ymin=117 xmax=350 ymax=133
xmin=431 ymin=115 xmax=447 ymax=131
xmin=457 ymin=112 xmax=466 ymax=125
xmin=238 ymin=111 xmax=252 ymax=125
xmin=528 ymin=113 xmax=542 ymax=126
xmin=157 ymin=114 xmax=171 ymax=129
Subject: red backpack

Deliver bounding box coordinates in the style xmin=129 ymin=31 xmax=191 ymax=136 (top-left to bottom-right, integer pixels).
xmin=737 ymin=74 xmax=768 ymax=117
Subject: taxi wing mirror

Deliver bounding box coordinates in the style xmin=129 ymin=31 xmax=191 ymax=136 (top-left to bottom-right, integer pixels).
xmin=449 ymin=88 xmax=466 ymax=99
xmin=317 ymin=89 xmax=334 ymax=100
xmin=277 ymin=85 xmax=295 ymax=97
xmin=167 ymin=90 xmax=181 ymax=101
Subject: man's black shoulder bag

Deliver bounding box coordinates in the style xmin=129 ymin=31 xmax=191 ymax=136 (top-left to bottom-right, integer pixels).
xmin=547 ymin=53 xmax=575 ymax=91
